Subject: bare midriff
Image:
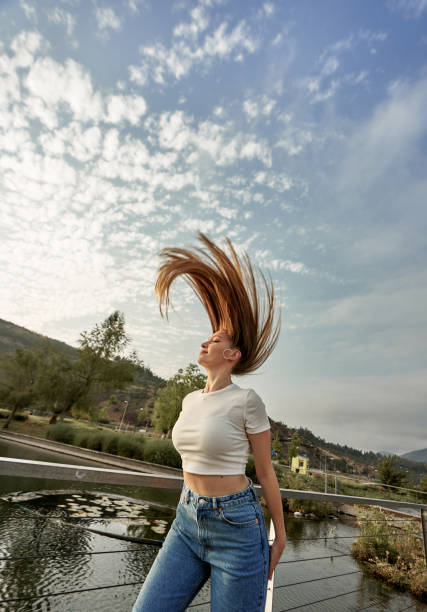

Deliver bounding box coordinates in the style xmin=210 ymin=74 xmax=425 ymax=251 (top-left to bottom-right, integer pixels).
xmin=183 ymin=471 xmax=250 ymax=497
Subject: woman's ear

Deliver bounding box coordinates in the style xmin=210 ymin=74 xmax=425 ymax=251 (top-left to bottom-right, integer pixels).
xmin=231 ymin=348 xmax=242 ymax=362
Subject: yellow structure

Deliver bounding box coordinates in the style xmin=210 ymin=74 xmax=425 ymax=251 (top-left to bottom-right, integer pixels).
xmin=291 ymin=455 xmax=310 ymax=475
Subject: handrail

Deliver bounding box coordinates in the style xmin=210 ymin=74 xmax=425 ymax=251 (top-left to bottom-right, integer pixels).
xmin=0 ymin=456 xmax=426 ymax=610
xmin=1 ymin=457 xmax=426 ymax=511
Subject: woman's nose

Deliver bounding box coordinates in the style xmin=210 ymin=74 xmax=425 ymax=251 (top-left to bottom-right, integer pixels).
xmin=201 ymin=340 xmax=209 ymax=348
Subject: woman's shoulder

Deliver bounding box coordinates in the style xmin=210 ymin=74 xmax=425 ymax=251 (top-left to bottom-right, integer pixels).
xmin=233 ymin=384 xmax=264 ymax=404
xmin=184 ymin=388 xmax=202 ymax=402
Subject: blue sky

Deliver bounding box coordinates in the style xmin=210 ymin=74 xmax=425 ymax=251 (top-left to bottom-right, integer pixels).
xmin=1 ymin=0 xmax=426 ymax=456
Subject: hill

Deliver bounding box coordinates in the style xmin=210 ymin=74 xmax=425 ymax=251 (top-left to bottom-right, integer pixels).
xmin=0 ymin=318 xmax=77 ymax=360
xmin=269 ymin=422 xmax=426 ymax=485
xmin=1 ymin=318 xmax=426 ymax=483
xmin=0 ymin=317 xmax=166 ymax=423
xmin=401 ymin=448 xmax=427 ymax=465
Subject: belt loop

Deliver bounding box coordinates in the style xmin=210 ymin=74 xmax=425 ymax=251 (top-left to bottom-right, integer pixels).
xmin=212 ymin=496 xmax=217 ymax=510
xmin=185 ymin=489 xmax=190 ymax=504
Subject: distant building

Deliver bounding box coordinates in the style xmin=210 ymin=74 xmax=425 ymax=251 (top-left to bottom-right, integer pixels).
xmin=291 ymin=455 xmax=310 ymax=474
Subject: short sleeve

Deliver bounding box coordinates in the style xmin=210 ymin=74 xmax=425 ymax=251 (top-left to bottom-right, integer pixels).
xmin=245 ymin=389 xmax=271 ymax=434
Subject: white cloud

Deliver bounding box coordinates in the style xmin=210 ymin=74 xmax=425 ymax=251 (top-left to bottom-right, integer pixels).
xmin=243 ymin=95 xmax=276 ymax=120
xmin=94 ymin=6 xmax=122 ymax=31
xmin=105 ymin=94 xmax=147 ymax=125
xmin=321 ymin=56 xmax=339 ymax=76
xmin=47 ymin=7 xmax=76 ymax=36
xmin=254 ymin=171 xmax=293 ymax=193
xmin=9 ymin=30 xmax=44 ymax=68
xmin=129 ymin=13 xmax=258 ymax=85
xmin=271 ymin=33 xmax=282 ymax=46
xmin=275 ymin=122 xmax=313 ymax=156
xmin=128 ymin=0 xmax=147 ymax=13
xmin=173 ymin=6 xmax=209 ymax=39
xmin=19 ymin=1 xmax=37 ymax=21
xmin=152 ymin=110 xmax=272 ymax=167
xmin=25 ymin=56 xmax=104 ymax=123
xmin=339 ymin=75 xmax=427 ymax=190
xmin=387 ymin=0 xmax=427 ymax=18
xmin=263 ymin=2 xmax=275 ymax=17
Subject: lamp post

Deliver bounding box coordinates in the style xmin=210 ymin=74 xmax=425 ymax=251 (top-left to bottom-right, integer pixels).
xmin=324 ymin=456 xmax=328 ymax=493
xmin=118 ymin=400 xmax=128 ymax=432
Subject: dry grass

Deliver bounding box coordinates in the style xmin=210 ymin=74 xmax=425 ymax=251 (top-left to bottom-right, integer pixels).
xmin=352 ymin=506 xmax=427 ymax=602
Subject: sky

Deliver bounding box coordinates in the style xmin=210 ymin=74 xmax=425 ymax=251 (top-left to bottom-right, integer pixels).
xmin=1 ymin=0 xmax=426 ymax=457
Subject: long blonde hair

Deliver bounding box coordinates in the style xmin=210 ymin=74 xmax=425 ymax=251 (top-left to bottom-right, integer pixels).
xmin=154 ymin=232 xmax=281 ymax=375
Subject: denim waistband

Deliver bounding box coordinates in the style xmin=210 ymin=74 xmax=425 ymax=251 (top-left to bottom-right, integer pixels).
xmin=181 ymin=476 xmax=257 ymax=510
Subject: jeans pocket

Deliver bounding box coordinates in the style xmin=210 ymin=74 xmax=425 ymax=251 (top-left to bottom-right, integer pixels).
xmin=219 ymin=502 xmax=259 ymax=527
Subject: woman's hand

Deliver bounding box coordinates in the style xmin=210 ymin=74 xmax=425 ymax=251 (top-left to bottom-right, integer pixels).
xmin=268 ymin=537 xmax=286 ymax=580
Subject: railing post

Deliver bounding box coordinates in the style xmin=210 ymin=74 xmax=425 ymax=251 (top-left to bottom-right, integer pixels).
xmin=422 ymin=509 xmax=427 ymax=570
xmin=265 ymin=519 xmax=275 ymax=612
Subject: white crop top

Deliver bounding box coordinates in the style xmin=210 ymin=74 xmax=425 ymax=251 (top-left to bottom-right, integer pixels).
xmin=171 ymin=383 xmax=270 ymax=475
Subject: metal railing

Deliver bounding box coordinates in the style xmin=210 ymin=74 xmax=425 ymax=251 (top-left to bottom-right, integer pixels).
xmin=0 ymin=457 xmax=426 ymax=611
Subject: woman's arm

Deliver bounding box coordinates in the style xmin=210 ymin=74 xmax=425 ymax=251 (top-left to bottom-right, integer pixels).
xmin=248 ymin=429 xmax=286 ymax=541
xmin=247 ymin=430 xmax=287 ymax=579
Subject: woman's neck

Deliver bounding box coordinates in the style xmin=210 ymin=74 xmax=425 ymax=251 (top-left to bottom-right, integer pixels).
xmin=203 ymin=372 xmax=233 ymax=393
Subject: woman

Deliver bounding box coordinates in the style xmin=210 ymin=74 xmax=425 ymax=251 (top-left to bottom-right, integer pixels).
xmin=132 ymin=233 xmax=286 ymax=611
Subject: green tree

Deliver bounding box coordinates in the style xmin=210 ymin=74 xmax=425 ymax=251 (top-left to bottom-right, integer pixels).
xmin=271 ymin=431 xmax=282 ymax=456
xmin=153 ymin=363 xmax=206 ymax=437
xmin=377 ymin=456 xmax=408 ymax=488
xmin=31 ymin=339 xmax=76 ymax=422
xmin=0 ymin=347 xmax=39 ymax=428
xmin=47 ymin=311 xmax=142 ymax=424
xmin=417 ymin=474 xmax=427 ymax=493
xmin=289 ymin=431 xmax=300 ymax=461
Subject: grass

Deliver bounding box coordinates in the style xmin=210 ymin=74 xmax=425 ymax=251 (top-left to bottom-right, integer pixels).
xmin=352 ymin=506 xmax=427 ymax=602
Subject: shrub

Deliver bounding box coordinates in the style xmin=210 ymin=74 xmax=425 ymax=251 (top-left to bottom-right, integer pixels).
xmin=117 ymin=434 xmax=145 ymax=460
xmin=13 ymin=412 xmax=29 ymax=421
xmin=103 ymin=433 xmax=119 ymax=455
xmin=74 ymin=431 xmax=91 ymax=449
xmin=143 ymin=439 xmax=181 ymax=468
xmin=352 ymin=506 xmax=427 ymax=601
xmin=86 ymin=431 xmax=106 ymax=452
xmin=47 ymin=423 xmax=76 ymax=445
xmin=246 ymin=455 xmax=257 ymax=483
xmin=0 ymin=409 xmax=10 ymax=419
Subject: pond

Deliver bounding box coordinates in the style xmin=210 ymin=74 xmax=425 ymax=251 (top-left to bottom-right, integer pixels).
xmin=0 ymin=439 xmax=425 ymax=611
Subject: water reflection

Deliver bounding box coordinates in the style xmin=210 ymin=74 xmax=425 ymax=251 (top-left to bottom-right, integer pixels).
xmin=1 ymin=441 xmax=425 ymax=611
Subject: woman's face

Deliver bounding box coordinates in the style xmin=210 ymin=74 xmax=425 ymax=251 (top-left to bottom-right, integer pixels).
xmin=197 ymin=329 xmax=235 ymax=369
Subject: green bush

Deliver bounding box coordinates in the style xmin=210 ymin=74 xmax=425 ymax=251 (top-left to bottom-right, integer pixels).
xmin=117 ymin=434 xmax=145 ymax=460
xmin=86 ymin=431 xmax=106 ymax=452
xmin=143 ymin=439 xmax=181 ymax=468
xmin=74 ymin=431 xmax=91 ymax=449
xmin=47 ymin=423 xmax=76 ymax=445
xmin=246 ymin=455 xmax=257 ymax=483
xmin=103 ymin=432 xmax=119 ymax=455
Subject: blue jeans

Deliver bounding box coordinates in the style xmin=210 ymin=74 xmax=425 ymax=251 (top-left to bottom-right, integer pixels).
xmin=132 ymin=476 xmax=270 ymax=611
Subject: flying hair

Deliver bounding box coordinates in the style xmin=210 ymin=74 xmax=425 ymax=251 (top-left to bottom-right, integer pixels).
xmin=154 ymin=232 xmax=281 ymax=376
